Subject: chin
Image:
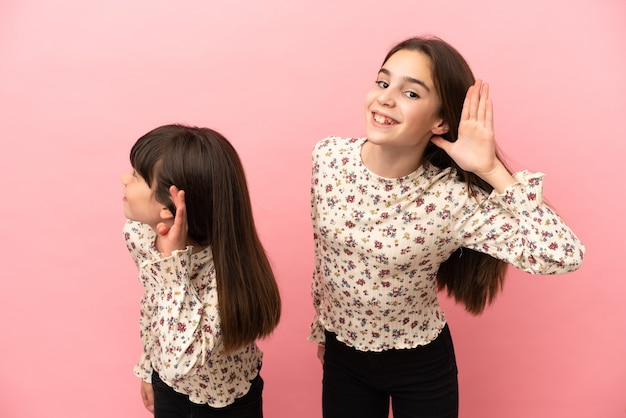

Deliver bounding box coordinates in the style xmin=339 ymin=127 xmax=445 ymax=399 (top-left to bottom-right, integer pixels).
xmin=365 ymin=130 xmax=392 ymax=144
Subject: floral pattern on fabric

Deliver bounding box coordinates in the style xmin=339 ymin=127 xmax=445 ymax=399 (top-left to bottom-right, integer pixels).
xmin=308 ymin=137 xmax=584 ymax=351
xmin=124 ymin=220 xmax=262 ymax=407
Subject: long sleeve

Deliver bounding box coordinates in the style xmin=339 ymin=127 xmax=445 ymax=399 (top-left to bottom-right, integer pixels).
xmin=124 ymin=220 xmax=158 ymax=381
xmin=308 ymin=149 xmax=326 ymax=345
xmin=133 ymin=291 xmax=156 ymax=382
xmin=139 ymin=247 xmax=217 ymax=382
xmin=306 ymin=137 xmax=585 ymax=352
xmin=456 ymin=171 xmax=585 ymax=274
xmin=123 ymin=220 xmax=262 ymax=406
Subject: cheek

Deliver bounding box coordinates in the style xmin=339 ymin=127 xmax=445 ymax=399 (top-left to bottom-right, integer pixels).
xmin=364 ymin=88 xmax=378 ymax=109
xmin=408 ymin=102 xmax=437 ymax=121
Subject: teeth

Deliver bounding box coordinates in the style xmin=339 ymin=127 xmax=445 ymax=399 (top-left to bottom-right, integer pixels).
xmin=374 ymin=114 xmax=395 ymax=125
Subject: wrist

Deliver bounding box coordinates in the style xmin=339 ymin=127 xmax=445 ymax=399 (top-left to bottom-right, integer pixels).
xmin=476 ymin=160 xmax=514 ymax=194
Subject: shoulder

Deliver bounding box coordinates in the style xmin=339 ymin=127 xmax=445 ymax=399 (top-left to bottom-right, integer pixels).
xmin=123 ymin=219 xmax=155 ymax=241
xmin=421 ymin=163 xmax=488 ymax=198
xmin=421 ymin=161 xmax=457 ymax=185
xmin=313 ymin=136 xmax=363 ymax=156
xmin=123 ymin=220 xmax=156 ymax=264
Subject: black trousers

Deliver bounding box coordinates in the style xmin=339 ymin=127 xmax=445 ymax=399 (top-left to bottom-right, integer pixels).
xmin=322 ymin=324 xmax=458 ymax=418
xmin=152 ymin=371 xmax=264 ymax=418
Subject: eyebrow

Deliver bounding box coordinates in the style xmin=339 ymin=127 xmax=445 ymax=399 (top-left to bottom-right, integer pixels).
xmin=378 ymin=68 xmax=431 ymax=93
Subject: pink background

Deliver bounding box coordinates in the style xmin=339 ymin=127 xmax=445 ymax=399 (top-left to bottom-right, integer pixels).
xmin=1 ymin=1 xmax=624 ymax=417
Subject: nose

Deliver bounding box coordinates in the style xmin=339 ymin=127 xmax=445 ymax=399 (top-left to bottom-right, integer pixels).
xmin=121 ymin=171 xmax=131 ymax=185
xmin=376 ymin=89 xmax=394 ymax=107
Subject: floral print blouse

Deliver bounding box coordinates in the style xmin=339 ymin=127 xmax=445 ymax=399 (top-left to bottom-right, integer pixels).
xmin=308 ymin=137 xmax=585 ymax=352
xmin=124 ymin=220 xmax=262 ymax=407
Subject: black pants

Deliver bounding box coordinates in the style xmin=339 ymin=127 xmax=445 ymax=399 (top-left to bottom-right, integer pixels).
xmin=322 ymin=324 xmax=458 ymax=418
xmin=152 ymin=371 xmax=264 ymax=418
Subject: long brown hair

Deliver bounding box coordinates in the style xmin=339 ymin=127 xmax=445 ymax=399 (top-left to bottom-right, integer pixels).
xmin=130 ymin=124 xmax=281 ymax=351
xmin=382 ymin=37 xmax=509 ymax=314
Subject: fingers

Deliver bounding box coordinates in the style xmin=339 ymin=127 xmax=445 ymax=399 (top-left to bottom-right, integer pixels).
xmin=485 ymin=96 xmax=493 ymax=128
xmin=156 ymin=222 xmax=171 ymax=236
xmin=430 ymin=135 xmax=453 ymax=154
xmin=169 ymin=185 xmax=183 ymax=204
xmin=477 ymin=82 xmax=488 ymax=122
xmin=140 ymin=381 xmax=155 ymax=413
xmin=169 ymin=186 xmax=187 ymax=231
xmin=317 ymin=345 xmax=325 ymax=365
xmin=463 ymin=80 xmax=490 ymax=123
xmin=169 ymin=185 xmax=186 ymax=212
xmin=468 ymin=80 xmax=481 ymax=120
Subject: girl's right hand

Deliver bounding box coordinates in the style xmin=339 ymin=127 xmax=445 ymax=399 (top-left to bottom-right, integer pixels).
xmin=317 ymin=344 xmax=325 ymax=365
xmin=140 ymin=380 xmax=154 ymax=413
xmin=156 ymin=185 xmax=188 ymax=257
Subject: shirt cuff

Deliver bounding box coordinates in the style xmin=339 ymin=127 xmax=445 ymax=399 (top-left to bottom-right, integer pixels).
xmin=133 ymin=363 xmax=153 ymax=383
xmin=488 ymin=170 xmax=546 ymax=212
xmin=140 ymin=246 xmax=193 ymax=286
xmin=307 ymin=317 xmax=326 ymax=345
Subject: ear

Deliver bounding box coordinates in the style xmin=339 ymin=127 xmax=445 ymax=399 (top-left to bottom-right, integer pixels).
xmin=431 ymin=119 xmax=449 ymax=136
xmin=160 ymin=206 xmax=174 ymax=221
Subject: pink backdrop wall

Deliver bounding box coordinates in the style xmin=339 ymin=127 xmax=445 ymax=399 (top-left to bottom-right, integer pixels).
xmin=1 ymin=1 xmax=624 ymax=417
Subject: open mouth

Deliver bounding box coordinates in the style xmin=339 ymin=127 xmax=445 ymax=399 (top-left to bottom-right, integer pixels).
xmin=373 ymin=112 xmax=397 ymax=125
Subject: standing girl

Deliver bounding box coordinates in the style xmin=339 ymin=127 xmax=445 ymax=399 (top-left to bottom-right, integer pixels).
xmin=308 ymin=37 xmax=584 ymax=418
xmin=121 ymin=124 xmax=281 ymax=417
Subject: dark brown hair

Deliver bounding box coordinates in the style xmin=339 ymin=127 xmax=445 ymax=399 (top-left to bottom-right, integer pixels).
xmin=130 ymin=124 xmax=281 ymax=351
xmin=382 ymin=37 xmax=509 ymax=314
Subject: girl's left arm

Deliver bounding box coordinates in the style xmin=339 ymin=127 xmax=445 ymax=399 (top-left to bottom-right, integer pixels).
xmin=457 ymin=171 xmax=585 ymax=274
xmin=432 ymin=80 xmax=584 ymax=273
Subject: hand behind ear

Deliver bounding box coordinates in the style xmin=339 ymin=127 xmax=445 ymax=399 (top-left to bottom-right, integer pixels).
xmin=156 ymin=185 xmax=188 ymax=257
xmin=430 ymin=80 xmax=498 ymax=176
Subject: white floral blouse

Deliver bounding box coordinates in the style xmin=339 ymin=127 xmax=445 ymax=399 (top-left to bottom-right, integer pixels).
xmin=124 ymin=220 xmax=262 ymax=407
xmin=308 ymin=137 xmax=585 ymax=352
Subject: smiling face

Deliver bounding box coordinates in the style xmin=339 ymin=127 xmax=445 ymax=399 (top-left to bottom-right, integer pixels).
xmin=364 ymin=49 xmax=449 ymax=149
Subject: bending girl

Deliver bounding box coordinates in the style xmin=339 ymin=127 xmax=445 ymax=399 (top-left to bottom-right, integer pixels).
xmin=308 ymin=36 xmax=584 ymax=418
xmin=121 ymin=124 xmax=281 ymax=417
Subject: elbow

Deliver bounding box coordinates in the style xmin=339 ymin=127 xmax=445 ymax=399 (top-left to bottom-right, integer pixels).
xmin=559 ymin=241 xmax=585 ymax=272
xmin=570 ymin=245 xmax=585 ymax=271
xmin=525 ymin=245 xmax=585 ymax=275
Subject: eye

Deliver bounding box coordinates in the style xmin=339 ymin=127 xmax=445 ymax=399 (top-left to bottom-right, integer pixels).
xmin=404 ymin=91 xmax=420 ymax=99
xmin=376 ymin=80 xmax=389 ymax=89
xmin=131 ymin=169 xmax=138 ymax=177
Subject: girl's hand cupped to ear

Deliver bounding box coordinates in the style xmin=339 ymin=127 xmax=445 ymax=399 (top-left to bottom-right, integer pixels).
xmin=431 ymin=80 xmax=498 ymax=176
xmin=156 ymin=185 xmax=188 ymax=257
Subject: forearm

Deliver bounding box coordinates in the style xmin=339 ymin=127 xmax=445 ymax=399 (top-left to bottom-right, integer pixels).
xmin=308 ymin=263 xmax=327 ymax=345
xmin=462 ymin=171 xmax=585 ymax=274
xmin=143 ymin=248 xmax=209 ymax=380
xmin=135 ymin=293 xmax=156 ymax=382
